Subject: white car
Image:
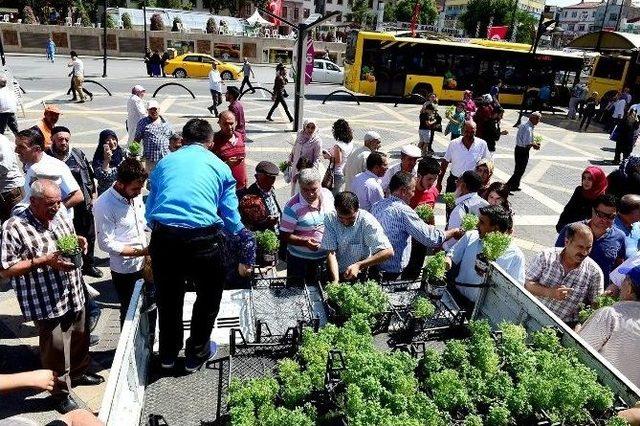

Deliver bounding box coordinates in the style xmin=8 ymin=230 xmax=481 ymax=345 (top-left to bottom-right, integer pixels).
xmin=291 ymin=59 xmax=344 ymax=84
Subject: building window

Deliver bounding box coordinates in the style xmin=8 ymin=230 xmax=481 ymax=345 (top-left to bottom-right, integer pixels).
xmin=571 ymin=11 xmax=577 ymax=17
xmin=294 ymin=8 xmax=299 ymax=19
xmin=609 ymin=13 xmax=618 ymax=20
xmin=338 ymin=0 xmax=343 ymax=4
xmin=282 ymin=6 xmax=288 ymax=17
xmin=304 ymin=8 xmax=310 ymax=17
xmin=578 ymin=24 xmax=585 ymax=31
xmin=336 ymin=14 xmax=342 ymax=21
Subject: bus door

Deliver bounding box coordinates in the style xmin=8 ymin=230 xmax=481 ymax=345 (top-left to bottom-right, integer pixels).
xmin=374 ymin=42 xmax=408 ymax=97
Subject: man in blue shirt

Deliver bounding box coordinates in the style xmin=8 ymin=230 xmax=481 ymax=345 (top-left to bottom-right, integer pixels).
xmin=556 ymin=194 xmax=625 ymax=285
xmin=614 ymin=194 xmax=640 ymax=258
xmin=146 ymin=118 xmax=248 ymax=373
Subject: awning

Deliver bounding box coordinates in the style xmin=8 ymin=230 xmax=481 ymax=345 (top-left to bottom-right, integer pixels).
xmin=246 ymin=9 xmax=272 ymax=26
xmin=568 ymin=30 xmax=640 ymax=51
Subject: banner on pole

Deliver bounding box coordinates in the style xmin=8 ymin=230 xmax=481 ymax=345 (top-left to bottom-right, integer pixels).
xmin=305 ymin=35 xmax=314 ymax=85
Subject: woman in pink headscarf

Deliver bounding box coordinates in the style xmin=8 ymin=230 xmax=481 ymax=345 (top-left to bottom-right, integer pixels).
xmin=288 ymin=119 xmax=322 ymax=195
xmin=462 ymin=90 xmax=477 ymax=119
xmin=556 ymin=166 xmax=608 ymax=232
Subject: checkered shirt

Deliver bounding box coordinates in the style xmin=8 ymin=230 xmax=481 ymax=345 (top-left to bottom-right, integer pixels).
xmin=134 ymin=116 xmax=173 ymax=162
xmin=1 ymin=208 xmax=85 ymax=321
xmin=526 ymin=247 xmax=604 ymax=323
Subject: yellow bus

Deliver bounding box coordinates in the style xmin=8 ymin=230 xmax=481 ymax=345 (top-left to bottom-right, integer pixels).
xmin=344 ymin=30 xmax=586 ymax=106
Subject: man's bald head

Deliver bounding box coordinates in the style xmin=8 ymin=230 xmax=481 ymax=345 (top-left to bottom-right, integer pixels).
xmin=564 ymin=222 xmax=593 ymax=265
xmin=218 ymin=111 xmax=236 ymax=137
xmin=566 ymin=222 xmax=592 ymax=241
xmin=30 ymin=179 xmax=62 ymax=222
xmin=31 ymin=179 xmax=61 ymax=199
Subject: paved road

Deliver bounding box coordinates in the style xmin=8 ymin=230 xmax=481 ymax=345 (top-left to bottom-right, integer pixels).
xmin=0 ymin=54 xmax=625 ymax=423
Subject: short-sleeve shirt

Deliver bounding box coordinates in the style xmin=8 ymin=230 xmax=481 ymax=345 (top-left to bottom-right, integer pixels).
xmin=351 ymin=170 xmax=384 ymax=211
xmin=409 ymin=186 xmax=440 ymax=209
xmin=444 ymin=137 xmax=490 ymax=178
xmin=344 ymin=145 xmax=372 ymax=190
xmin=0 ymin=135 xmax=24 ymax=192
xmin=556 ymin=221 xmax=625 ymax=283
xmin=321 ymin=210 xmax=391 ymax=273
xmin=23 ymin=153 xmax=80 ymax=203
xmin=526 ymin=247 xmax=604 ymax=323
xmin=280 ymin=189 xmax=335 ymax=260
xmin=134 ymin=116 xmax=172 ymax=163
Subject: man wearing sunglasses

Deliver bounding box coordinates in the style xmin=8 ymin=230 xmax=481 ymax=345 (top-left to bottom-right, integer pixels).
xmin=555 ymin=194 xmax=626 ymax=284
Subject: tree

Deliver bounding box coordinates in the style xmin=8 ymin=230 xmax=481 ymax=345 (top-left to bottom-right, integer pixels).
xmin=150 ymin=12 xmax=165 ymax=30
xmin=206 ymin=17 xmax=218 ymax=33
xmin=459 ymin=0 xmax=513 ymax=37
xmin=348 ymin=0 xmax=375 ymax=27
xmin=122 ymin=12 xmax=133 ymax=29
xmin=74 ymin=0 xmax=92 ymax=26
xmin=391 ymin=0 xmax=438 ymax=25
xmin=505 ymin=9 xmax=538 ymax=44
xmin=172 ymin=16 xmax=182 ymax=31
xmin=23 ymin=6 xmax=38 ymax=24
xmin=106 ymin=13 xmax=117 ymax=28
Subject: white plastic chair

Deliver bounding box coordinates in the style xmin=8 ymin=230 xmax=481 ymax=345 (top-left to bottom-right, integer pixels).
xmin=2 ymin=15 xmax=9 ymax=23
xmin=74 ymin=18 xmax=82 ymax=27
xmin=65 ymin=16 xmax=72 ymax=26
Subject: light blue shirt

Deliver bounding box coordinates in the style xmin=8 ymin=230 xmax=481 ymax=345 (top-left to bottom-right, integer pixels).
xmin=443 ymin=192 xmax=489 ymax=250
xmin=371 ymin=196 xmax=444 ymax=273
xmin=321 ymin=210 xmax=391 ymax=273
xmin=145 ymin=144 xmax=243 ymax=234
xmin=515 ymin=120 xmax=534 ymax=148
xmin=448 ymin=230 xmax=526 ymax=302
xmin=351 ymin=170 xmax=384 ymax=211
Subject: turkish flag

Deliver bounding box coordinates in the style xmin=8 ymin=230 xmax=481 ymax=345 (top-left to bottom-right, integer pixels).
xmin=487 ymin=25 xmax=509 ymax=40
xmin=267 ymin=0 xmax=283 ymax=25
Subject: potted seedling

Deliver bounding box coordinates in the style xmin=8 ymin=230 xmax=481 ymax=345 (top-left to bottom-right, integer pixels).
xmin=442 ymin=192 xmax=456 ymax=208
xmin=416 ymin=204 xmax=434 ymax=224
xmin=461 ymin=213 xmax=479 ymax=231
xmin=255 ymin=230 xmax=280 ymax=266
xmin=57 ymin=234 xmax=83 ymax=269
xmin=413 ymin=296 xmax=436 ymax=319
xmin=423 ymin=251 xmax=448 ymax=289
xmin=278 ymin=161 xmax=289 ymax=173
xmin=578 ymin=294 xmax=617 ymax=323
xmin=533 ymin=135 xmax=543 ymax=150
xmin=128 ymin=141 xmax=142 ymax=158
xmin=476 ymin=231 xmax=512 ymax=276
xmin=444 ymin=105 xmax=455 ymax=119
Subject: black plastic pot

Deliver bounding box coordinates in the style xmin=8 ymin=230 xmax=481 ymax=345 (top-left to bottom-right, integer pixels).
xmin=256 ymin=251 xmax=277 ymax=267
xmin=474 ymin=253 xmax=489 ymax=276
xmin=62 ymin=251 xmax=83 ymax=269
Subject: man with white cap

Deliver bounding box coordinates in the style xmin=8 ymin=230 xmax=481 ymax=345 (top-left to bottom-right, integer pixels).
xmin=344 ymin=130 xmax=381 ymax=190
xmin=134 ymin=99 xmax=173 ymax=176
xmin=127 ymin=85 xmax=147 ymax=144
xmin=381 ymin=144 xmax=421 ymax=192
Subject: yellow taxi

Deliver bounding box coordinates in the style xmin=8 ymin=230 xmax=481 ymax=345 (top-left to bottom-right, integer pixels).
xmin=163 ymin=53 xmax=242 ymax=80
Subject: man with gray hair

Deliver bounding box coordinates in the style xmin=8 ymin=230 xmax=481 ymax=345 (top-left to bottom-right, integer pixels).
xmin=0 ymin=179 xmax=101 ymax=414
xmin=280 ymin=167 xmax=335 ymax=285
xmin=344 ymin=130 xmax=382 ymax=190
xmin=0 ymin=74 xmax=18 ymax=136
xmin=506 ymin=112 xmax=541 ymax=192
xmin=127 ymin=85 xmax=147 ymax=144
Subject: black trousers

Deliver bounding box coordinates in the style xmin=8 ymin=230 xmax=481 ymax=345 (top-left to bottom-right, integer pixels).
xmin=72 ymin=203 xmax=95 ymax=269
xmin=112 ymin=270 xmax=143 ymax=326
xmin=506 ymin=146 xmax=531 ymax=190
xmin=149 ymin=224 xmax=224 ymax=359
xmin=614 ymin=139 xmax=633 ymax=163
xmin=267 ymin=94 xmax=293 ymax=121
xmin=240 ymin=76 xmax=254 ymax=93
xmin=580 ymin=114 xmax=594 ymax=130
xmin=209 ymin=90 xmax=222 ymax=116
xmin=401 ymin=239 xmax=432 ymax=281
xmin=0 ymin=112 xmax=19 ymax=135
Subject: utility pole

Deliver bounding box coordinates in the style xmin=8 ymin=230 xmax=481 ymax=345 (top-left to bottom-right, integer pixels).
xmin=595 ymin=0 xmax=611 ymax=52
xmin=143 ymin=0 xmax=148 ymax=53
xmin=259 ymin=8 xmax=340 ymax=132
xmin=103 ymin=0 xmax=108 ymax=77
xmin=0 ymin=30 xmax=5 ymax=66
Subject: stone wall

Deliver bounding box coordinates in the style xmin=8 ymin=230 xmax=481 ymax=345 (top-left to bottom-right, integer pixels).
xmin=0 ymin=23 xmax=346 ymax=65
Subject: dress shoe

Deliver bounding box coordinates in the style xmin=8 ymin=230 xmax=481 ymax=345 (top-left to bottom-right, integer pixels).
xmin=71 ymin=372 xmax=104 ymax=387
xmin=90 ymin=334 xmax=100 ymax=346
xmin=207 ymin=106 xmax=214 ymax=115
xmin=266 ymin=117 xmax=274 ymax=121
xmin=89 ymin=93 xmax=93 ymax=101
xmin=76 ymin=100 xmax=85 ymax=104
xmin=55 ymin=395 xmax=79 ymax=414
xmin=83 ymin=266 xmax=103 ymax=278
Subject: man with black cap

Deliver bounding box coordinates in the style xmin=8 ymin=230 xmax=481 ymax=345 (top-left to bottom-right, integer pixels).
xmin=47 ymin=126 xmax=101 ymax=278
xmin=237 ymin=161 xmax=281 ymax=233
xmin=226 ymin=87 xmax=246 ymax=136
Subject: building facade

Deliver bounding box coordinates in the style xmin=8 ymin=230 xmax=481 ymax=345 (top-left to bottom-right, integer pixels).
xmin=556 ymin=1 xmax=601 ymax=37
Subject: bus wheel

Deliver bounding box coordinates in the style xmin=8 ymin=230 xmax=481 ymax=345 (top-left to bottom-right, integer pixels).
xmin=412 ymin=84 xmax=433 ymax=99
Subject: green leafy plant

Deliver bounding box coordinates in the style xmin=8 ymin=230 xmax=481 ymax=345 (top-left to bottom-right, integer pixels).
xmin=128 ymin=141 xmax=142 ymax=157
xmin=416 ymin=204 xmax=434 ymax=223
xmin=279 ymin=161 xmax=289 ymax=172
xmin=106 ymin=13 xmax=117 ymax=29
xmin=481 ymin=232 xmax=511 ymax=261
xmin=442 ymin=192 xmax=456 ymax=207
xmin=606 ymin=417 xmax=631 ymax=426
xmin=445 ymin=105 xmax=456 ymax=119
xmin=578 ymin=294 xmax=617 ymax=323
xmin=56 ymin=234 xmax=80 ymax=255
xmin=487 ymin=403 xmax=511 ymax=426
xmin=122 ymin=12 xmax=133 ymax=29
xmin=255 ymin=230 xmax=280 ymax=254
xmin=206 ymin=17 xmax=218 ymax=34
xmin=413 ymin=296 xmax=436 ymax=318
xmin=325 ymin=281 xmax=389 ymax=321
xmin=277 ymin=359 xmax=312 ymax=408
xmin=533 ymin=135 xmax=543 ymax=147
xmin=423 ymin=251 xmax=447 ymax=280
xmin=461 ymin=213 xmax=479 ymax=231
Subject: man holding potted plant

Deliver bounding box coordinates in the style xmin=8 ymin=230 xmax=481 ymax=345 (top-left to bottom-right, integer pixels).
xmin=237 ymin=161 xmax=281 ymax=233
xmin=443 ymin=170 xmax=489 ymax=251
xmin=0 ymin=179 xmax=102 ymax=414
xmin=506 ymin=112 xmax=541 ymax=192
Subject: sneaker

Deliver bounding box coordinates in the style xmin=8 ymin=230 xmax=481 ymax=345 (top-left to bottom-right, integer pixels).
xmin=184 ymin=341 xmax=217 ymax=373
xmin=160 ymin=357 xmax=175 ymax=370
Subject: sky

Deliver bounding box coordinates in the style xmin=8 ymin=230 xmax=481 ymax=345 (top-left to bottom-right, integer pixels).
xmin=544 ymin=0 xmax=601 ymax=6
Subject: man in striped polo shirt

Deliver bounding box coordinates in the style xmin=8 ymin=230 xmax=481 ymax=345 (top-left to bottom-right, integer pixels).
xmin=280 ymin=168 xmax=335 ymax=285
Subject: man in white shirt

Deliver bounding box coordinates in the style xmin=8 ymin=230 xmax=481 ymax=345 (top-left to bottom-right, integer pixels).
xmin=437 ymin=121 xmax=490 ymax=194
xmin=351 ymin=151 xmax=388 ymax=211
xmin=94 ymin=158 xmax=149 ymax=326
xmin=13 ymin=128 xmax=82 ymax=215
xmin=67 ymin=51 xmax=85 ymax=103
xmin=0 ymin=75 xmax=18 ymax=136
xmin=127 ymin=85 xmax=147 ymax=144
xmin=344 ymin=131 xmax=381 ymax=190
xmin=506 ymin=112 xmax=541 ymax=192
xmin=0 ymin=134 xmax=24 ymax=221
xmin=207 ymin=62 xmax=224 ymax=117
xmin=381 ymin=144 xmax=421 ymax=192
xmin=444 ymin=170 xmax=489 ymax=250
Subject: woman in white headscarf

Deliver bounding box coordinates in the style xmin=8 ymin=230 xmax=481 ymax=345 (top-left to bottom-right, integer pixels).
xmin=289 ymin=119 xmax=323 ymax=195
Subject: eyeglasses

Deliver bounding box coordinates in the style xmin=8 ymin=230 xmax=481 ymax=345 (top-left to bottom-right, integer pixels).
xmin=593 ymin=209 xmax=616 ymax=221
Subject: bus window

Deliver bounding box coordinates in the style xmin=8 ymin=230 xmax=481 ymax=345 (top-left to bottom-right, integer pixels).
xmin=345 ymin=31 xmax=358 ymax=64
xmin=593 ymin=56 xmax=626 ymax=80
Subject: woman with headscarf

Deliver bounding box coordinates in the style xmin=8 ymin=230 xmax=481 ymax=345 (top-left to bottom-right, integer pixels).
xmin=289 ymin=119 xmax=322 ymax=195
xmin=613 ymin=109 xmax=639 ymax=164
xmin=608 ymin=155 xmax=640 ymax=199
xmin=92 ymin=129 xmax=125 ymax=195
xmin=475 ymin=158 xmax=494 ymax=194
xmin=556 ymin=166 xmax=608 ymax=232
xmin=462 ymin=90 xmax=477 ymax=119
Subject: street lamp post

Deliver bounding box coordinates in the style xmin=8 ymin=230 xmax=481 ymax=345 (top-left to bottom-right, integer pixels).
xmin=143 ymin=0 xmax=148 ymax=53
xmin=0 ymin=30 xmax=5 ymax=67
xmin=103 ymin=0 xmax=108 ymax=77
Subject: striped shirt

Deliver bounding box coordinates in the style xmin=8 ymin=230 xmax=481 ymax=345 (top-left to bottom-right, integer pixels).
xmin=371 ymin=196 xmax=445 ymax=273
xmin=1 ymin=208 xmax=85 ymax=321
xmin=280 ymin=189 xmax=335 ymax=260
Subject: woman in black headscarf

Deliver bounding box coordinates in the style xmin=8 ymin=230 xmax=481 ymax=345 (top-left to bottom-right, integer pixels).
xmin=607 ymin=154 xmax=640 ymax=199
xmin=92 ymin=129 xmax=125 ymax=195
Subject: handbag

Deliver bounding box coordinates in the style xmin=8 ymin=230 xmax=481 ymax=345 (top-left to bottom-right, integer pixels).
xmin=322 ymin=159 xmax=335 ymax=190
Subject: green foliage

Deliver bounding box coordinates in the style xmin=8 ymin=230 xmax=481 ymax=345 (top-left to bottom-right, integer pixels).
xmin=442 ymin=340 xmax=470 ymax=370
xmin=128 ymin=141 xmax=142 ymax=156
xmin=386 ymin=0 xmax=438 ymax=25
xmin=325 ymin=281 xmax=389 ymax=321
xmin=578 ymin=295 xmax=617 ymax=323
xmin=445 ymin=105 xmax=456 ymax=119
xmin=277 ymin=359 xmax=312 ymax=408
xmin=416 ymin=204 xmax=434 ymax=223
xmin=255 ymin=230 xmax=280 ymax=254
xmin=459 ymin=0 xmax=515 ymax=38
xmin=348 ymin=0 xmax=374 ymax=28
xmin=413 ymin=296 xmax=436 ymax=318
xmin=278 ymin=161 xmax=289 ymax=172
xmin=206 ymin=17 xmax=218 ymax=34
xmin=122 ymin=12 xmax=133 ymax=29
xmin=427 ymin=369 xmax=474 ymax=413
xmin=423 ymin=251 xmax=447 ymax=280
xmin=150 ymin=12 xmax=164 ymax=30
xmin=486 ymin=404 xmax=511 ymax=426
xmin=481 ymin=232 xmax=511 ymax=261
xmin=533 ymin=135 xmax=543 ymax=146
xmin=464 ymin=414 xmax=484 ymax=426
xmin=530 ymin=327 xmax=561 ymax=352
xmin=23 ymin=6 xmax=37 ymax=24
xmin=172 ymin=16 xmax=182 ymax=31
xmin=56 ymin=234 xmax=80 ymax=255
xmin=442 ymin=192 xmax=456 ymax=207
xmin=75 ymin=0 xmax=91 ymax=26
xmin=461 ymin=213 xmax=479 ymax=231
xmin=607 ymin=417 xmax=631 ymax=426
xmin=467 ymin=320 xmax=500 ymax=375
xmin=505 ymin=9 xmax=537 ymax=44
xmin=106 ymin=13 xmax=117 ymax=29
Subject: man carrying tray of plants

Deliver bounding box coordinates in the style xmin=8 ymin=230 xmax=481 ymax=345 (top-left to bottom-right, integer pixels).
xmin=445 ymin=205 xmax=525 ymax=311
xmin=0 ymin=179 xmax=102 ymax=414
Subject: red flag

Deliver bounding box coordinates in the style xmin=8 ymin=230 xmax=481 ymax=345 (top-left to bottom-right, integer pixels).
xmin=410 ymin=2 xmax=421 ymax=36
xmin=267 ymin=0 xmax=283 ymax=26
xmin=487 ymin=25 xmax=509 ymax=40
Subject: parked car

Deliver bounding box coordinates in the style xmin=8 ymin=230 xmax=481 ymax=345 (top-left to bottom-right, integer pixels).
xmin=163 ymin=53 xmax=242 ymax=80
xmin=290 ymin=59 xmax=344 ymax=84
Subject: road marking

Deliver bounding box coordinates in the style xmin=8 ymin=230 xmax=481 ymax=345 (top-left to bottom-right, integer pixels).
xmin=523 ymin=160 xmax=552 ymax=184
xmin=21 ymin=91 xmax=66 ymax=109
xmin=527 ymin=181 xmax=575 ymax=195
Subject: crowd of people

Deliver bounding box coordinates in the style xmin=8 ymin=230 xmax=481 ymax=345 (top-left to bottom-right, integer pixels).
xmin=0 ymin=65 xmax=640 ymax=423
